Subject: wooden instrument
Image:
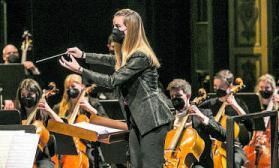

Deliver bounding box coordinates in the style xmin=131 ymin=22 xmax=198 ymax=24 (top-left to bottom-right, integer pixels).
xmin=21 ymin=30 xmax=32 ymax=74
xmin=212 ymin=78 xmax=244 ymax=168
xmin=23 ymin=82 xmax=58 ymax=151
xmin=60 ymin=85 xmax=96 ymax=168
xmin=243 ymin=94 xmax=274 ymax=168
xmin=243 ymin=129 xmax=271 ymax=168
xmin=164 ymin=89 xmax=207 ymax=168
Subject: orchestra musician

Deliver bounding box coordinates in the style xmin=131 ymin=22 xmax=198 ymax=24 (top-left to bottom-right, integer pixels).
xmin=199 ymin=69 xmax=252 ymax=168
xmin=38 ymin=74 xmax=98 ymax=167
xmin=15 ymin=78 xmax=55 ymax=168
xmin=2 ymin=44 xmax=40 ymax=110
xmin=59 ymin=8 xmax=174 ymax=168
xmin=166 ymin=79 xmax=226 ymax=168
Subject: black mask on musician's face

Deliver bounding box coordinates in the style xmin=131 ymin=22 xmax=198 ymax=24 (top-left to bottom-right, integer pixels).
xmin=259 ymin=90 xmax=273 ymax=99
xmin=20 ymin=96 xmax=37 ymax=108
xmin=215 ymin=89 xmax=227 ymax=98
xmin=112 ymin=28 xmax=125 ymax=44
xmin=7 ymin=54 xmax=20 ymax=63
xmin=171 ymin=97 xmax=185 ymax=111
xmin=67 ymin=88 xmax=80 ymax=99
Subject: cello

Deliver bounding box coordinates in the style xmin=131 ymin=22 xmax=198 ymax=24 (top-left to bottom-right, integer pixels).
xmin=211 ymin=78 xmax=244 ymax=168
xmin=59 ymin=84 xmax=96 ymax=168
xmin=242 ymin=92 xmax=277 ymax=168
xmin=23 ymin=82 xmax=58 ymax=152
xmin=164 ymin=89 xmax=207 ymax=168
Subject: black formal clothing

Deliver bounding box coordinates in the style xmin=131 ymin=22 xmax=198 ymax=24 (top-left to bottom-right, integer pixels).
xmin=82 ymin=52 xmax=174 ymax=135
xmin=175 ymin=108 xmax=226 ymax=168
xmin=81 ymin=51 xmax=174 ymax=167
xmin=199 ymin=97 xmax=251 ymax=168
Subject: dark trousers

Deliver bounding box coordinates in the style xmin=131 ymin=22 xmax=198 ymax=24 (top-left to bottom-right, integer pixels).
xmin=129 ymin=123 xmax=170 ymax=168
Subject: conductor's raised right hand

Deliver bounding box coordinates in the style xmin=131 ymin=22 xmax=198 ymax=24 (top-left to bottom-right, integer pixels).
xmin=66 ymin=47 xmax=83 ymax=58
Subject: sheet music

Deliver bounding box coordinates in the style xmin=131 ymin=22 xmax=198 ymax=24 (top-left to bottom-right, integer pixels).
xmin=0 ymin=131 xmax=25 ymax=168
xmin=0 ymin=131 xmax=39 ymax=168
xmin=73 ymin=122 xmax=124 ymax=135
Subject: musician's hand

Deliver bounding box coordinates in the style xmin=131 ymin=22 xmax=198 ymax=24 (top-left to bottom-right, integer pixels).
xmin=226 ymin=95 xmax=237 ymax=106
xmin=38 ymin=100 xmax=64 ymax=122
xmin=66 ymin=47 xmax=83 ymax=58
xmin=188 ymin=105 xmax=209 ymax=125
xmin=273 ymin=94 xmax=279 ymax=103
xmin=4 ymin=100 xmax=15 ymax=110
xmin=59 ymin=55 xmax=83 ymax=74
xmin=80 ymin=99 xmax=98 ymax=115
xmin=22 ymin=61 xmax=41 ymax=75
xmin=23 ymin=61 xmax=35 ymax=69
xmin=38 ymin=100 xmax=53 ymax=114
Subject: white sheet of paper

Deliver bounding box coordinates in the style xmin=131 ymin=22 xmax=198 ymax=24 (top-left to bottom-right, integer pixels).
xmin=73 ymin=122 xmax=124 ymax=135
xmin=0 ymin=131 xmax=39 ymax=168
xmin=0 ymin=131 xmax=25 ymax=168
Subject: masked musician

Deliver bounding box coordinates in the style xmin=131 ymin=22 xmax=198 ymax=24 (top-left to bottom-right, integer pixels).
xmin=166 ymin=79 xmax=226 ymax=168
xmin=2 ymin=44 xmax=40 ymax=110
xmin=39 ymin=74 xmax=99 ymax=168
xmin=15 ymin=78 xmax=55 ymax=168
xmin=199 ymin=69 xmax=252 ymax=168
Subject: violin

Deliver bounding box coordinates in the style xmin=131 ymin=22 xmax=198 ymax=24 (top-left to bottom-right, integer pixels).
xmin=164 ymin=89 xmax=207 ymax=168
xmin=60 ymin=84 xmax=96 ymax=168
xmin=23 ymin=82 xmax=58 ymax=151
xmin=212 ymin=78 xmax=244 ymax=168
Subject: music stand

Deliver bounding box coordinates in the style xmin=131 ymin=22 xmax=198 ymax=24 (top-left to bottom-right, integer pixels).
xmin=0 ymin=64 xmax=25 ymax=101
xmin=52 ymin=132 xmax=78 ymax=155
xmin=99 ymin=99 xmax=125 ymax=120
xmin=0 ymin=110 xmax=21 ymax=125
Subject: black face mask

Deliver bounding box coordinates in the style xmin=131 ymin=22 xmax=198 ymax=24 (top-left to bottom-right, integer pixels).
xmin=8 ymin=54 xmax=20 ymax=63
xmin=171 ymin=97 xmax=185 ymax=111
xmin=112 ymin=28 xmax=125 ymax=44
xmin=215 ymin=89 xmax=227 ymax=98
xmin=20 ymin=96 xmax=37 ymax=108
xmin=67 ymin=88 xmax=80 ymax=99
xmin=259 ymin=90 xmax=273 ymax=99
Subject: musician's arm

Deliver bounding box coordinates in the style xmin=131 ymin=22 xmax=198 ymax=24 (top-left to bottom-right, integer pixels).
xmin=38 ymin=101 xmax=63 ymax=123
xmin=202 ymin=109 xmax=226 ymax=142
xmin=227 ymin=95 xmax=246 ymax=115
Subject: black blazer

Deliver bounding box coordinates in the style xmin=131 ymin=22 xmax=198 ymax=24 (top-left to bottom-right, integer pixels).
xmin=82 ymin=51 xmax=174 ymax=135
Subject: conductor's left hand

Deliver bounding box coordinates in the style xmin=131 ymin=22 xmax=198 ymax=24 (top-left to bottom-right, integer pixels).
xmin=59 ymin=55 xmax=83 ymax=74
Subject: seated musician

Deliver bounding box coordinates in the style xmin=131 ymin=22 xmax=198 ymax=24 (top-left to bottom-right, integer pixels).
xmin=2 ymin=44 xmax=41 ymax=110
xmin=166 ymin=79 xmax=226 ymax=168
xmin=249 ymin=73 xmax=279 ymax=147
xmin=39 ymin=74 xmax=98 ymax=168
xmin=199 ymin=69 xmax=252 ymax=168
xmin=15 ymin=78 xmax=55 ymax=168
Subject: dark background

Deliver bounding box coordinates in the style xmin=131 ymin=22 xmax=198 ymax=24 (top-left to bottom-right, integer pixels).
xmin=3 ymin=0 xmax=192 ymax=94
xmin=2 ymin=0 xmax=279 ymax=98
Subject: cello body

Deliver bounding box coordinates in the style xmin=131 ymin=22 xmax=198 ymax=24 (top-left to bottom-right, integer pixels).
xmin=164 ymin=127 xmax=205 ymax=168
xmin=243 ymin=129 xmax=271 ymax=168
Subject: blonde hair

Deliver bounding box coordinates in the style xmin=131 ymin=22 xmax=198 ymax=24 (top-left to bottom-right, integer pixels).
xmin=59 ymin=74 xmax=82 ymax=117
xmin=114 ymin=9 xmax=160 ymax=68
xmin=255 ymin=73 xmax=276 ymax=93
